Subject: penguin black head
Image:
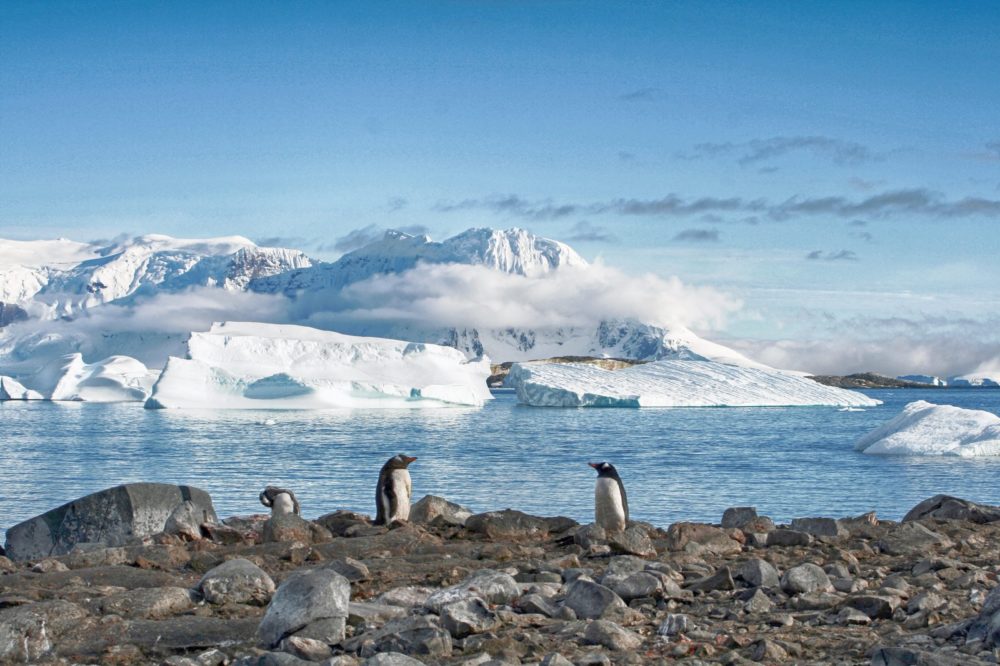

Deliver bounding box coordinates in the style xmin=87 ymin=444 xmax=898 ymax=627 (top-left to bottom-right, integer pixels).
xmin=386 ymin=454 xmax=417 ymax=470
xmin=259 ymin=485 xmax=301 ymax=514
xmin=588 ymin=462 xmax=620 ymax=478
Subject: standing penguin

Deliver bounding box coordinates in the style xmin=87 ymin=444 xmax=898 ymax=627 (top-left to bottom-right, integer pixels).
xmin=259 ymin=486 xmax=301 ymax=516
xmin=589 ymin=462 xmax=629 ymax=533
xmin=375 ymin=454 xmax=417 ymax=525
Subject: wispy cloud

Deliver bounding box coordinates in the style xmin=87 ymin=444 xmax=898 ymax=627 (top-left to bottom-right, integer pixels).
xmin=678 ymin=136 xmax=882 ymax=167
xmin=672 ymin=229 xmax=720 ymax=243
xmin=324 ymin=224 xmax=431 ymax=254
xmin=436 ymin=189 xmax=1000 ymax=222
xmin=806 ymin=250 xmax=858 ymax=261
xmin=565 ymin=221 xmax=618 ymax=243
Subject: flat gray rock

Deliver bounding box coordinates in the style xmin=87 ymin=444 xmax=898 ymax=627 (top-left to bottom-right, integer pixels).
xmin=199 ymin=558 xmax=275 ymax=605
xmin=258 ymin=568 xmax=350 ymax=648
xmin=4 ymin=483 xmax=217 ymax=561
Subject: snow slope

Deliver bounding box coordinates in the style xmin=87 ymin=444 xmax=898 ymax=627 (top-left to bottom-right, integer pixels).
xmin=506 ymin=360 xmax=878 ymax=408
xmin=146 ymin=322 xmax=492 ymax=409
xmin=855 ymin=400 xmax=1000 ymax=456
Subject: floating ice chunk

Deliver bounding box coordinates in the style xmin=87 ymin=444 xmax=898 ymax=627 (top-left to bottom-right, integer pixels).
xmin=146 ymin=321 xmax=492 ymax=409
xmin=0 ymin=353 xmax=156 ymax=402
xmin=506 ymin=360 xmax=879 ymax=408
xmin=855 ymin=400 xmax=1000 ymax=457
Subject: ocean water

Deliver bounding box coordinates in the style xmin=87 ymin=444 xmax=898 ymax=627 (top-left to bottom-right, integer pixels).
xmin=2 ymin=388 xmax=1000 ymax=542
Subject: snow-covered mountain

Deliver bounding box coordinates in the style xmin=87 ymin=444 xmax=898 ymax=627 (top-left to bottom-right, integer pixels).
xmin=252 ymin=227 xmax=586 ymax=295
xmin=0 ymin=234 xmax=311 ymax=320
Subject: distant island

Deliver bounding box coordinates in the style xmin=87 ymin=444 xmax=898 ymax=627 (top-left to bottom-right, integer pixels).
xmin=810 ymin=372 xmax=999 ymax=389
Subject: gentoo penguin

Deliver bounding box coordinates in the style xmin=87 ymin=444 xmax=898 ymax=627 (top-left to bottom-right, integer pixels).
xmin=589 ymin=462 xmax=629 ymax=533
xmin=375 ymin=454 xmax=417 ymax=525
xmin=259 ymin=486 xmax=301 ymax=516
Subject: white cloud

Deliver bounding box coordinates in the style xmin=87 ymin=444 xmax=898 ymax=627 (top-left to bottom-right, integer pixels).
xmin=294 ymin=261 xmax=740 ymax=333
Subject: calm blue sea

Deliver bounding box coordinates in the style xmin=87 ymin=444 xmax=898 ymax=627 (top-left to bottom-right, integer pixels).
xmin=3 ymin=389 xmax=1000 ymax=543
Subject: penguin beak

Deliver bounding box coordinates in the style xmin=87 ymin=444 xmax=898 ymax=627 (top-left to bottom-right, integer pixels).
xmin=588 ymin=462 xmax=599 ymax=470
xmin=403 ymin=456 xmax=417 ymax=464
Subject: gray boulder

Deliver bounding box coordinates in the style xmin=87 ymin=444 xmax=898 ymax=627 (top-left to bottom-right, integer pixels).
xmin=790 ymin=517 xmax=847 ymax=538
xmin=583 ymin=620 xmax=642 ymax=651
xmin=737 ymin=558 xmax=781 ymax=589
xmin=780 ymin=563 xmax=832 ymax=595
xmin=721 ymin=507 xmax=758 ymax=528
xmin=324 ymin=557 xmax=371 ymax=582
xmin=877 ymin=522 xmax=954 ymax=556
xmin=199 ymin=558 xmax=276 ymax=605
xmin=561 ymin=579 xmax=627 ymax=619
xmin=664 ymin=522 xmax=742 ymax=556
xmin=465 ymin=509 xmax=551 ymax=540
xmin=363 ymin=654 xmax=425 ymax=666
xmin=3 ymin=483 xmax=217 ymax=561
xmin=903 ymin=495 xmax=1000 ymax=524
xmin=100 ymin=586 xmax=197 ymax=619
xmin=611 ymin=571 xmax=662 ymax=601
xmin=409 ymin=495 xmax=473 ymax=526
xmin=607 ymin=525 xmax=656 ymax=557
xmin=0 ymin=600 xmax=89 ymax=662
xmin=439 ymin=597 xmax=501 ymax=638
xmin=424 ymin=569 xmax=519 ymax=612
xmin=258 ymin=568 xmax=350 ymax=648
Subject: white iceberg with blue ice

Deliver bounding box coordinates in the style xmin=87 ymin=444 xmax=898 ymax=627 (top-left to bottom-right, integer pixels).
xmin=506 ymin=359 xmax=880 ymax=408
xmin=146 ymin=321 xmax=492 ymax=409
xmin=855 ymin=400 xmax=1000 ymax=456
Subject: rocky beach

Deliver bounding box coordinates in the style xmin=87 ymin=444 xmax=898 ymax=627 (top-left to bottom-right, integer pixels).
xmin=2 ymin=486 xmax=1000 ymax=665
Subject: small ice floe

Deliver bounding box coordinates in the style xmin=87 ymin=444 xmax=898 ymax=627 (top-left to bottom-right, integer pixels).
xmin=839 ymin=407 xmax=865 ymax=412
xmin=257 ymin=418 xmax=278 ymax=426
xmin=855 ymin=400 xmax=1000 ymax=456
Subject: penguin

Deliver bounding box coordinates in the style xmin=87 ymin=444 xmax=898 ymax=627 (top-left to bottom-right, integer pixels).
xmin=259 ymin=485 xmax=301 ymax=516
xmin=589 ymin=462 xmax=629 ymax=533
xmin=375 ymin=454 xmax=417 ymax=525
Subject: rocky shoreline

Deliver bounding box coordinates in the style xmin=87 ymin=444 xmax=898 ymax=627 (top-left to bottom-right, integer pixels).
xmin=3 ymin=490 xmax=1000 ymax=665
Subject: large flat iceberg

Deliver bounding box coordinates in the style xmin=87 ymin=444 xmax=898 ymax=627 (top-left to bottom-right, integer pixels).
xmin=146 ymin=322 xmax=492 ymax=409
xmin=855 ymin=400 xmax=1000 ymax=456
xmin=506 ymin=360 xmax=880 ymax=408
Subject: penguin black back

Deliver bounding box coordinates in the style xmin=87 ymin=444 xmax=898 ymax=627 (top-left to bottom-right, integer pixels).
xmin=375 ymin=454 xmax=417 ymax=525
xmin=259 ymin=485 xmax=301 ymax=515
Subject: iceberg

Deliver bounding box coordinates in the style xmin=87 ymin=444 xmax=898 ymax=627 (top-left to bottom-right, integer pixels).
xmin=0 ymin=353 xmax=157 ymax=402
xmin=948 ymin=373 xmax=1000 ymax=388
xmin=146 ymin=321 xmax=492 ymax=409
xmin=855 ymin=400 xmax=1000 ymax=457
xmin=506 ymin=360 xmax=880 ymax=408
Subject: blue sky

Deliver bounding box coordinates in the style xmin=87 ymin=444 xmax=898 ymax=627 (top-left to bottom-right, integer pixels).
xmin=2 ymin=2 xmax=999 ymax=374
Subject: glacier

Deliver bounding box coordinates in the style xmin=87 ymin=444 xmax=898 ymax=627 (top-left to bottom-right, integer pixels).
xmin=855 ymin=400 xmax=1000 ymax=456
xmin=506 ymin=360 xmax=879 ymax=408
xmin=146 ymin=322 xmax=492 ymax=409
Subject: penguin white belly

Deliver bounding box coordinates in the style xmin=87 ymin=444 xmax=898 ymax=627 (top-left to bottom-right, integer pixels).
xmin=595 ymin=478 xmax=626 ymax=533
xmin=271 ymin=493 xmax=295 ymax=516
xmin=389 ymin=469 xmax=412 ymax=521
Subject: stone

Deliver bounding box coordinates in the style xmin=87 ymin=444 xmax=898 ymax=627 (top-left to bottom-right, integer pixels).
xmin=790 ymin=517 xmax=847 ymax=538
xmin=780 ymin=563 xmax=832 ymax=595
xmin=903 ymin=495 xmax=1000 ymax=524
xmin=611 ymin=571 xmax=662 ymax=601
xmin=737 ymin=558 xmax=780 ymax=589
xmin=425 ymin=569 xmax=519 ymax=612
xmin=664 ymin=522 xmax=742 ymax=556
xmin=3 ymin=483 xmax=217 ymax=560
xmin=837 ymin=606 xmax=871 ymax=625
xmin=907 ymin=591 xmax=945 ymax=614
xmin=31 ymin=558 xmax=68 ymax=572
xmin=583 ymin=619 xmax=642 ymax=651
xmin=870 ymin=646 xmax=972 ymax=666
xmin=465 ymin=509 xmax=550 ymax=540
xmin=409 ymin=495 xmax=474 ymax=526
xmin=349 ymin=616 xmax=452 ymax=659
xmin=199 ymin=558 xmax=276 ymax=605
xmin=363 ymin=654 xmax=425 ymax=666
xmin=100 ymin=586 xmax=197 ymax=619
xmin=749 ymin=638 xmax=787 ymax=662
xmin=314 ymin=510 xmax=372 ymax=537
xmin=324 ymin=557 xmax=371 ymax=582
xmin=165 ymin=500 xmax=207 ymax=540
xmin=743 ymin=588 xmax=772 ymax=614
xmin=721 ymin=507 xmax=758 ymax=528
xmin=0 ymin=600 xmax=88 ymax=662
xmin=607 ymin=525 xmax=656 ymax=557
xmin=440 ymin=597 xmax=501 ymax=638
xmin=573 ymin=523 xmax=607 ymax=549
xmin=765 ymin=529 xmax=813 ymax=547
xmin=515 ymin=593 xmax=560 ymax=617
xmin=347 ymin=602 xmax=408 ymax=626
xmin=125 ymin=616 xmax=259 ymax=650
xmin=263 ymin=513 xmax=332 ymax=544
xmin=687 ymin=565 xmax=735 ymax=592
xmin=561 ymin=579 xmax=627 ymax=620
xmin=0 ymin=556 xmax=14 ymax=573
xmin=540 ymin=655 xmax=574 ymax=666
xmin=877 ymin=523 xmax=954 ymax=556
xmin=258 ymin=568 xmax=350 ymax=648
xmin=657 ymin=613 xmax=689 ymax=637
xmin=280 ymin=635 xmax=333 ymax=661
xmin=843 ymin=595 xmax=897 ymax=619
xmin=377 ymin=586 xmax=435 ymax=608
